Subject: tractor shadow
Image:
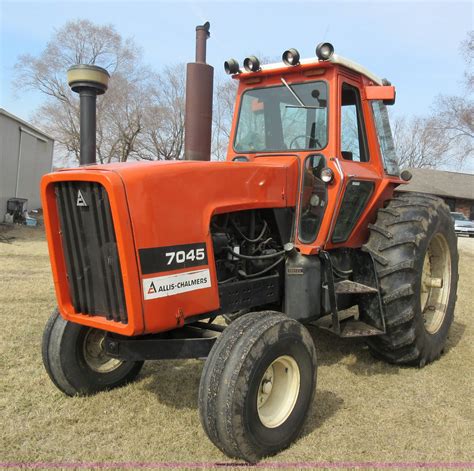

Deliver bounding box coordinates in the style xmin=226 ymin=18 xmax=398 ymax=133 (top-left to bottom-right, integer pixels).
xmin=301 ymin=389 xmax=344 ymax=438
xmin=307 ymin=318 xmax=466 ymax=376
xmin=140 ymin=359 xmax=203 ymax=410
xmin=138 ymin=320 xmax=466 ymax=412
xmin=307 ymin=325 xmax=401 ymax=377
xmin=443 ymin=320 xmax=466 ymax=354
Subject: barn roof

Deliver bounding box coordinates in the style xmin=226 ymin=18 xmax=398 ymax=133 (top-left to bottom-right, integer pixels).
xmin=398 ymin=168 xmax=474 ymax=201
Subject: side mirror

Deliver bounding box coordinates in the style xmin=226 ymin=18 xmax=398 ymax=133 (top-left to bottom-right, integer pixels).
xmin=365 ymin=85 xmax=396 ymax=105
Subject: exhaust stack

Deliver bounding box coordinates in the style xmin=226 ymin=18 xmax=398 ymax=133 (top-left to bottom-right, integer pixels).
xmin=184 ymin=22 xmax=214 ymax=161
xmin=67 ymin=64 xmax=110 ymax=165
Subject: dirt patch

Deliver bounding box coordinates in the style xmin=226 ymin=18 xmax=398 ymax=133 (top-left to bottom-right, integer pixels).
xmin=1 ymin=228 xmax=473 ymax=467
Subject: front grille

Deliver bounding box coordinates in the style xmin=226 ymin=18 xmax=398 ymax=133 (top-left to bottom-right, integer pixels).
xmin=55 ymin=182 xmax=127 ymax=323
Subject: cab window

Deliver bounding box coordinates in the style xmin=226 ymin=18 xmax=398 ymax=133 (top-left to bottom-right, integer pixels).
xmin=341 ymin=83 xmax=369 ymax=162
xmin=234 ymin=81 xmax=328 ymax=153
xmin=298 ymin=155 xmax=327 ymax=243
xmin=371 ymin=100 xmax=400 ymax=175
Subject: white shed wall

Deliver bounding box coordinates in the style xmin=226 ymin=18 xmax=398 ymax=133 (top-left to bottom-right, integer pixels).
xmin=0 ymin=110 xmax=54 ymax=214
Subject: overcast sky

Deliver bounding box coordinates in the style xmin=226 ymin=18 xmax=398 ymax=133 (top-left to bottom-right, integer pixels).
xmin=0 ymin=0 xmax=472 ymax=169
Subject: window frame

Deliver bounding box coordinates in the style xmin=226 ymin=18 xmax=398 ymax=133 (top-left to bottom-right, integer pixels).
xmin=232 ymin=80 xmax=330 ymax=154
xmin=340 ymin=82 xmax=370 ymax=163
xmin=297 ymin=154 xmax=328 ymax=244
xmin=331 ymin=179 xmax=375 ymax=243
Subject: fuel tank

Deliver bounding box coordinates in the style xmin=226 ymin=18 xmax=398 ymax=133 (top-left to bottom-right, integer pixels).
xmin=41 ymin=157 xmax=299 ymax=336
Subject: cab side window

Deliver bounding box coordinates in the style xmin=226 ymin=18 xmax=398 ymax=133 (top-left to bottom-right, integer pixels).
xmin=298 ymin=155 xmax=327 ymax=243
xmin=371 ymin=100 xmax=400 ymax=175
xmin=341 ymin=83 xmax=369 ymax=162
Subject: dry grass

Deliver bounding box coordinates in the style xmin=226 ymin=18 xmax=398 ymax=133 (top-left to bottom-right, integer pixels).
xmin=0 ymin=225 xmax=473 ymax=468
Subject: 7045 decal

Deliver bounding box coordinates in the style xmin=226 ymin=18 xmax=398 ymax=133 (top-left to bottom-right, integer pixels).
xmin=139 ymin=242 xmax=208 ymax=275
xmin=165 ymin=248 xmax=205 ymax=266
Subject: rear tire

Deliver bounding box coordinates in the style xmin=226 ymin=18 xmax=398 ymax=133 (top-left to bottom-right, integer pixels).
xmin=198 ymin=311 xmax=317 ymax=462
xmin=362 ymin=192 xmax=458 ymax=366
xmin=42 ymin=309 xmax=144 ymax=396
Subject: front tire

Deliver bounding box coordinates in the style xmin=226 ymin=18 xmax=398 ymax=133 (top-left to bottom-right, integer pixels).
xmin=198 ymin=311 xmax=317 ymax=462
xmin=363 ymin=192 xmax=458 ymax=366
xmin=42 ymin=309 xmax=144 ymax=396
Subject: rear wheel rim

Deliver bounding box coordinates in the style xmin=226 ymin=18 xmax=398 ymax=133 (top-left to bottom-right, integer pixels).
xmin=257 ymin=355 xmax=300 ymax=428
xmin=83 ymin=329 xmax=124 ymax=373
xmin=420 ymin=233 xmax=452 ymax=334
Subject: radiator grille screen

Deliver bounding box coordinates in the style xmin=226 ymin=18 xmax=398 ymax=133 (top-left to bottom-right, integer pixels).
xmin=55 ymin=182 xmax=127 ymax=323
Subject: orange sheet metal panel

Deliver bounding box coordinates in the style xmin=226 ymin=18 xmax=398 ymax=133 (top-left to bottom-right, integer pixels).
xmin=365 ymin=85 xmax=396 ymax=101
xmin=112 ymin=159 xmax=298 ymax=334
xmin=41 ymin=158 xmax=299 ymax=336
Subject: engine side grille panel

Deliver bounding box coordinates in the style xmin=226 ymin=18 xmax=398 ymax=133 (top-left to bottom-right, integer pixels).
xmin=55 ymin=182 xmax=127 ymax=323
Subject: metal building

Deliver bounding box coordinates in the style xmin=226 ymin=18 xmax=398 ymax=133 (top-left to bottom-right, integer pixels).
xmin=399 ymin=167 xmax=474 ymax=219
xmin=0 ymin=108 xmax=54 ymax=215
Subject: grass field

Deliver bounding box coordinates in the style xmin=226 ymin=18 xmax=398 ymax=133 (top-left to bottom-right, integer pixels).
xmin=1 ymin=226 xmax=473 ymax=468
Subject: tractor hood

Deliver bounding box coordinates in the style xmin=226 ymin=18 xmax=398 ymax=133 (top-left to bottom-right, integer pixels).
xmin=52 ymin=156 xmax=299 ymax=250
xmin=41 ymin=156 xmax=299 ymax=335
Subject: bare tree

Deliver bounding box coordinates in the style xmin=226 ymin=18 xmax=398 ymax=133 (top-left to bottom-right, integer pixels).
xmin=212 ymin=79 xmax=237 ymax=160
xmin=15 ymin=19 xmax=152 ymax=165
xmin=429 ymin=31 xmax=474 ymax=167
xmin=461 ymin=30 xmax=473 ymax=92
xmin=391 ymin=31 xmax=473 ymax=170
xmin=392 ymin=115 xmax=451 ymax=169
xmin=138 ymin=64 xmax=186 ymax=161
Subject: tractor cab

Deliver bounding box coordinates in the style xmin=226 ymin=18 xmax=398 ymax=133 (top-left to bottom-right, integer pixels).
xmin=226 ymin=45 xmax=404 ymax=253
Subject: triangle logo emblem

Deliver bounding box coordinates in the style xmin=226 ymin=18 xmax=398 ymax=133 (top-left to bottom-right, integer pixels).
xmin=147 ymin=282 xmax=157 ymax=295
xmin=76 ymin=190 xmax=88 ymax=207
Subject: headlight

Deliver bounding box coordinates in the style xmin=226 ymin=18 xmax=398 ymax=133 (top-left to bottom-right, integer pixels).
xmin=282 ymin=48 xmax=300 ymax=66
xmin=243 ymin=56 xmax=261 ymax=72
xmin=315 ymin=42 xmax=334 ymax=61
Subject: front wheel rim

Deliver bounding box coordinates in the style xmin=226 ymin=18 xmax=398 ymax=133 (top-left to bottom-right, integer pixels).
xmin=82 ymin=329 xmax=124 ymax=373
xmin=257 ymin=355 xmax=300 ymax=428
xmin=420 ymin=233 xmax=452 ymax=334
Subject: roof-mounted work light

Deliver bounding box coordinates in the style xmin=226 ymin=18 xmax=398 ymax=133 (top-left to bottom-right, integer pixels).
xmin=282 ymin=48 xmax=300 ymax=66
xmin=224 ymin=58 xmax=240 ymax=75
xmin=316 ymin=42 xmax=334 ymax=61
xmin=243 ymin=56 xmax=261 ymax=72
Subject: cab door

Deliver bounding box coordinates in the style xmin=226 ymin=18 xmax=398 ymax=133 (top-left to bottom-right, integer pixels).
xmin=326 ymin=75 xmax=383 ymax=248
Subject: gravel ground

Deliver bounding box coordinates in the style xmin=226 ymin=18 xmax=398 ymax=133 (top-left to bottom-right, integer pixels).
xmin=0 ymin=226 xmax=473 ymax=469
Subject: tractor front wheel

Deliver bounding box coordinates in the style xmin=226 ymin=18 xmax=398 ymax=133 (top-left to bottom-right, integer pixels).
xmin=363 ymin=192 xmax=458 ymax=366
xmin=198 ymin=311 xmax=317 ymax=462
xmin=42 ymin=309 xmax=143 ymax=396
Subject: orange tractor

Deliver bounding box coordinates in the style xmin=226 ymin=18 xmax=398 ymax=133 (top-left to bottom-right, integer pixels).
xmin=41 ymin=23 xmax=458 ymax=462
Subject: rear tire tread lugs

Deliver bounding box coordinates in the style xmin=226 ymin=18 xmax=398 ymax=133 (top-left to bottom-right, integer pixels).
xmin=362 ymin=193 xmax=458 ymax=366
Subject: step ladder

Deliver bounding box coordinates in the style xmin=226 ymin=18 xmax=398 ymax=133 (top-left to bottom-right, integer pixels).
xmin=314 ymin=252 xmax=386 ymax=338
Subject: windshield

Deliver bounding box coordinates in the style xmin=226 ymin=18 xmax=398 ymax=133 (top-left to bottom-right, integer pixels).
xmin=234 ymin=81 xmax=328 ymax=153
xmin=451 ymin=213 xmax=468 ymax=221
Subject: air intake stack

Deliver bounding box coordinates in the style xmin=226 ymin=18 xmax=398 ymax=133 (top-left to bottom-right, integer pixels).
xmin=184 ymin=22 xmax=214 ymax=161
xmin=67 ymin=64 xmax=110 ymax=165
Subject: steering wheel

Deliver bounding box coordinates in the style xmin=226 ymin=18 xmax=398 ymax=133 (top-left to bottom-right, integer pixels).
xmin=289 ymin=134 xmax=322 ymax=149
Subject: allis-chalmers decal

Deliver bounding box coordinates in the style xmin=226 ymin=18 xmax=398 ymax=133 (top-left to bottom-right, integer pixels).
xmin=143 ymin=269 xmax=211 ymax=300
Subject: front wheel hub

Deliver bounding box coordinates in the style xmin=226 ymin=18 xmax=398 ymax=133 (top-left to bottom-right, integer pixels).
xmin=83 ymin=329 xmax=124 ymax=373
xmin=257 ymin=355 xmax=301 ymax=428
